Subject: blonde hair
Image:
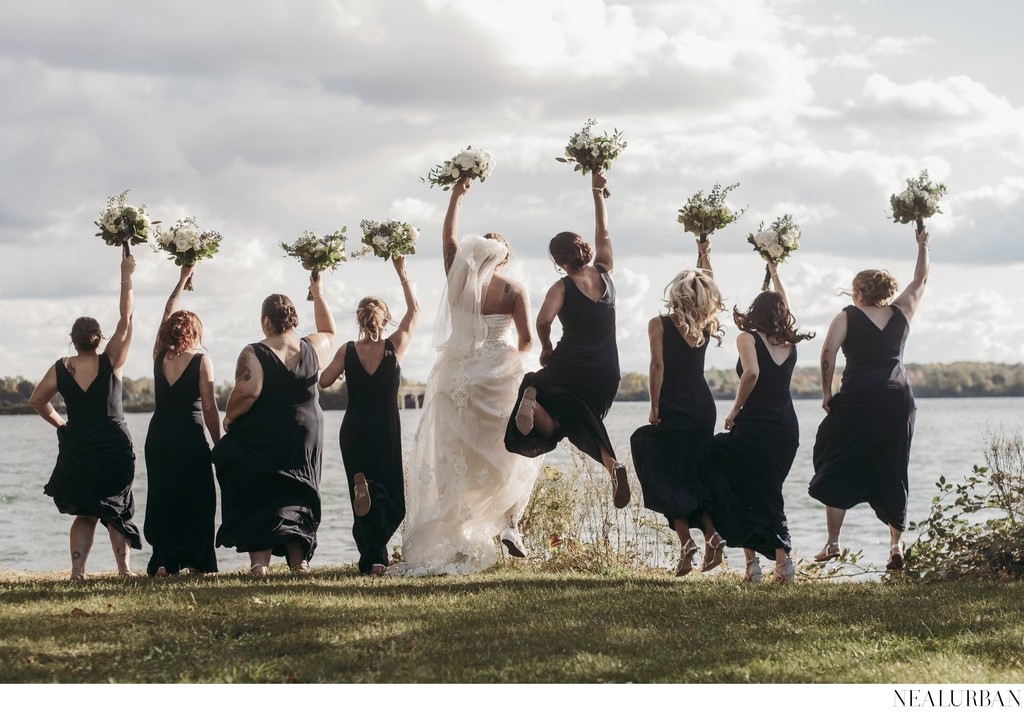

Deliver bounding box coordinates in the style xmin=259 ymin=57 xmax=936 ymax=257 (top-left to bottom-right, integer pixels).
xmin=849 ymin=269 xmax=898 ymax=306
xmin=356 ymin=297 xmax=392 ymax=341
xmin=483 ymin=232 xmax=511 ymax=267
xmin=663 ymin=269 xmax=725 ymax=347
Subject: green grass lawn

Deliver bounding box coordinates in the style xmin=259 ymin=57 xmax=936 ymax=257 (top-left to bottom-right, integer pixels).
xmin=2 ymin=564 xmax=1022 ymax=683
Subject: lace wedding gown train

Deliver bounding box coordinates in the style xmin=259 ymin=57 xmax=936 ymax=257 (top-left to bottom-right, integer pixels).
xmin=390 ymin=235 xmax=541 ymax=576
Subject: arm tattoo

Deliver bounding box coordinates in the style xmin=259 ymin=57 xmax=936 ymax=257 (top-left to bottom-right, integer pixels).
xmin=444 ymin=244 xmax=458 ymax=271
xmin=72 ymin=551 xmax=81 ymax=560
xmin=235 ymin=346 xmax=254 ymax=382
xmin=502 ymin=283 xmax=515 ymax=308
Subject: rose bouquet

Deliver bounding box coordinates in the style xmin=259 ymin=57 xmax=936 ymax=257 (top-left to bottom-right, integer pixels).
xmin=95 ymin=190 xmax=159 ymax=257
xmin=677 ymin=183 xmax=745 ymax=266
xmin=422 ymin=146 xmax=495 ymax=190
xmin=154 ymin=217 xmax=222 ymax=291
xmin=747 ymin=214 xmax=801 ymax=291
xmin=353 ymin=219 xmax=419 ymax=261
xmin=280 ymin=228 xmax=348 ymax=300
xmin=890 ymin=169 xmax=947 ymax=232
xmin=555 ymin=119 xmax=627 ymax=198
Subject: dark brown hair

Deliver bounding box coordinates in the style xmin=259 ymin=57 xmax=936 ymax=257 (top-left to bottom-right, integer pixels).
xmin=733 ymin=291 xmax=815 ymax=346
xmin=549 ymin=231 xmax=593 ymax=270
xmin=851 ymin=269 xmax=898 ymax=306
xmin=70 ymin=317 xmax=103 ymax=352
xmin=261 ymin=294 xmax=299 ymax=334
xmin=159 ymin=310 xmax=204 ymax=354
xmin=356 ymin=297 xmax=391 ymax=341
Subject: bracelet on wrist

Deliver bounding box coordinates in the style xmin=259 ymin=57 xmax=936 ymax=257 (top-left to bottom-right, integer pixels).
xmin=121 ymin=278 xmax=132 ymax=284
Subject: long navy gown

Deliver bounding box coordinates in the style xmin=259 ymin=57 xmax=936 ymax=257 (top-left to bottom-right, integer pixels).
xmin=338 ymin=339 xmax=405 ymax=574
xmin=44 ymin=353 xmax=142 ymax=549
xmin=505 ymin=265 xmax=619 ymax=464
xmin=710 ymin=334 xmax=798 ymax=558
xmin=214 ymin=339 xmax=324 ymax=560
xmin=144 ymin=351 xmax=218 ymax=575
xmin=630 ymin=317 xmax=716 ymax=526
xmin=809 ymin=305 xmax=916 ymax=529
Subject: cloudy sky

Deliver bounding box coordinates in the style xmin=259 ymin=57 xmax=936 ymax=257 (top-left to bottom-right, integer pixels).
xmin=2 ymin=0 xmax=1022 ymax=383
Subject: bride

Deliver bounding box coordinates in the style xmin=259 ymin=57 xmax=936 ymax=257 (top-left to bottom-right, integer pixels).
xmin=390 ymin=177 xmax=541 ymax=576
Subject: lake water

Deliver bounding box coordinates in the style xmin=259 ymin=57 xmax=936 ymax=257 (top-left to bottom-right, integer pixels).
xmin=1 ymin=398 xmax=1020 ymax=574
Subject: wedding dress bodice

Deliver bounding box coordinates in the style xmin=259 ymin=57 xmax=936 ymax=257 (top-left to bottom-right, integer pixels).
xmin=481 ymin=313 xmax=514 ymax=353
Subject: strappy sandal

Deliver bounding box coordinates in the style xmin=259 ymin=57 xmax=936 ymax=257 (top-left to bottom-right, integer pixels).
xmin=771 ymin=557 xmax=795 ymax=583
xmin=353 ymin=473 xmax=371 ymax=517
xmin=611 ymin=463 xmax=630 ymax=509
xmin=69 ymin=572 xmax=86 ymax=582
xmin=675 ymin=540 xmax=699 ymax=577
xmin=249 ymin=563 xmax=269 ymax=577
xmin=118 ymin=569 xmax=138 ymax=578
xmin=514 ymin=386 xmax=538 ymax=435
xmin=886 ymin=545 xmax=904 ymax=571
xmin=744 ymin=557 xmax=762 ymax=583
xmin=290 ymin=560 xmax=311 ymax=575
xmin=814 ymin=541 xmax=841 ymax=562
xmin=701 ymin=532 xmax=726 ymax=572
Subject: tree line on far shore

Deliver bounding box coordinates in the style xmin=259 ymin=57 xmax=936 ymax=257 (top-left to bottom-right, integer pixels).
xmin=2 ymin=361 xmax=1023 ymax=414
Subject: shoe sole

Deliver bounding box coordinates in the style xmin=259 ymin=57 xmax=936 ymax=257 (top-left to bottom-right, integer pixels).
xmin=612 ymin=464 xmax=630 ymax=509
xmin=353 ymin=473 xmax=371 ymax=517
xmin=676 ymin=549 xmax=697 ymax=576
xmin=515 ymin=387 xmax=538 ymax=435
xmin=501 ymin=536 xmax=527 ymax=558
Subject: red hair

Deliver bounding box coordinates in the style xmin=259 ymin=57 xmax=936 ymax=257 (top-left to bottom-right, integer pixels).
xmin=159 ymin=310 xmax=203 ymax=354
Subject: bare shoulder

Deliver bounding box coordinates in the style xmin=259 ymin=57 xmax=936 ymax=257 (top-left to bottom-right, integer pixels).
xmin=648 ymin=315 xmax=664 ymax=333
xmin=736 ymin=330 xmax=755 ymax=346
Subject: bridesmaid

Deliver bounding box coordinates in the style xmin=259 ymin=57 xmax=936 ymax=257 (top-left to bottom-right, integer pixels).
xmin=214 ymin=275 xmax=336 ymax=575
xmin=319 ymin=255 xmax=419 ymax=575
xmin=630 ymin=242 xmax=728 ymax=576
xmin=506 ymin=171 xmax=629 ymax=507
xmin=144 ymin=265 xmax=221 ymax=577
xmin=29 ymin=255 xmax=141 ymax=579
xmin=709 ymin=261 xmax=814 ymax=583
xmin=808 ymin=227 xmax=930 ymax=570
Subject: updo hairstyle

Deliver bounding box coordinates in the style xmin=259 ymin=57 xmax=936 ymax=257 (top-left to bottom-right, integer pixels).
xmin=261 ymin=294 xmax=299 ymax=334
xmin=663 ymin=269 xmax=725 ymax=347
xmin=159 ymin=310 xmax=204 ymax=354
xmin=70 ymin=317 xmax=103 ymax=352
xmin=851 ymin=269 xmax=898 ymax=306
xmin=483 ymin=232 xmax=511 ymax=267
xmin=549 ymin=231 xmax=594 ymax=270
xmin=356 ymin=297 xmax=392 ymax=342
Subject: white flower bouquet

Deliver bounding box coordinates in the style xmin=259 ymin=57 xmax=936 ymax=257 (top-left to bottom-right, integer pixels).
xmin=677 ymin=183 xmax=745 ymax=266
xmin=154 ymin=217 xmax=222 ymax=291
xmin=94 ymin=190 xmax=159 ymax=257
xmin=890 ymin=169 xmax=947 ymax=232
xmin=353 ymin=219 xmax=419 ymax=261
xmin=280 ymin=228 xmax=348 ymax=300
xmin=422 ymin=146 xmax=495 ymax=190
xmin=747 ymin=214 xmax=801 ymax=291
xmin=555 ymin=118 xmax=627 ymax=198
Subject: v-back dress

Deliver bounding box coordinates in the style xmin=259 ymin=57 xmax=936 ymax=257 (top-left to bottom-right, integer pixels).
xmin=214 ymin=339 xmax=324 ymax=560
xmin=809 ymin=305 xmax=916 ymax=529
xmin=630 ymin=317 xmax=716 ymax=526
xmin=144 ymin=351 xmax=217 ymax=575
xmin=338 ymin=339 xmax=405 ymax=574
xmin=44 ymin=353 xmax=142 ymax=548
xmin=505 ymin=265 xmax=620 ymax=463
xmin=710 ymin=334 xmax=798 ymax=558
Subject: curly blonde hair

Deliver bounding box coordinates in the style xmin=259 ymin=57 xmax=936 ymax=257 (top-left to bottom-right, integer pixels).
xmin=356 ymin=297 xmax=392 ymax=341
xmin=663 ymin=269 xmax=725 ymax=347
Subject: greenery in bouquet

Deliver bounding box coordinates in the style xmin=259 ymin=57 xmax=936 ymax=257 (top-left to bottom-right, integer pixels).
xmin=354 ymin=219 xmax=419 ymax=261
xmin=677 ymin=183 xmax=744 ymax=266
xmin=94 ymin=190 xmax=159 ymax=256
xmin=555 ymin=119 xmax=627 ymax=197
xmin=154 ymin=217 xmax=222 ymax=291
xmin=747 ymin=214 xmax=801 ymax=290
xmin=422 ymin=146 xmax=495 ymax=190
xmin=280 ymin=228 xmax=348 ymax=300
xmin=891 ymin=169 xmax=947 ymax=231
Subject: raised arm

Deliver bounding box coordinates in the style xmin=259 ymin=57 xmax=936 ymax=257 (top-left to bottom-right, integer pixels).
xmin=198 ymin=355 xmax=222 ymax=445
xmin=766 ymin=259 xmax=788 ymax=310
xmin=29 ymin=364 xmax=65 ymax=429
xmin=819 ymin=311 xmax=848 ymax=413
xmin=319 ymin=343 xmax=347 ymax=389
xmin=647 ymin=317 xmax=665 ymax=425
xmin=304 ymin=274 xmax=337 ymax=368
xmin=891 ymin=227 xmax=930 ymax=322
xmin=697 ymin=239 xmax=713 ymax=276
xmin=536 ymin=281 xmax=566 ymax=367
xmin=224 ymin=345 xmax=263 ymax=427
xmin=388 ymin=255 xmax=420 ymax=362
xmin=591 ymin=172 xmax=612 ymax=272
xmin=725 ymin=332 xmax=760 ymax=429
xmin=509 ymin=282 xmax=534 ymax=353
xmin=153 ymin=265 xmax=195 ymax=360
xmin=442 ymin=178 xmax=470 ymax=275
xmin=105 ymin=255 xmax=136 ymax=372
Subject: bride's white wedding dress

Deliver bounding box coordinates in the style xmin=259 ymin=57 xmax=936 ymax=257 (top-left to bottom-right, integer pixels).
xmin=390 ymin=235 xmax=541 ymax=576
